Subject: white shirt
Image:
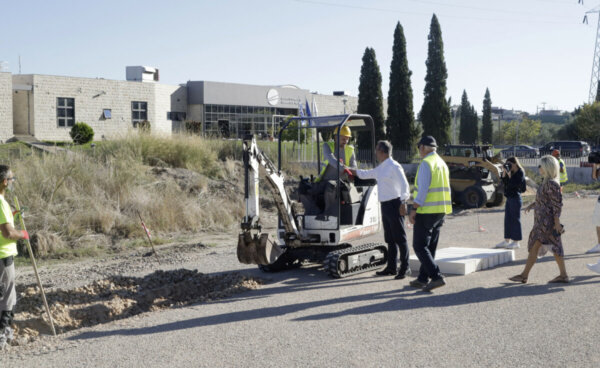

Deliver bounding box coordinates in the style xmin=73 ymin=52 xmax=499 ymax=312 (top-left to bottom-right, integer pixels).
xmin=356 ymin=157 xmax=410 ymax=202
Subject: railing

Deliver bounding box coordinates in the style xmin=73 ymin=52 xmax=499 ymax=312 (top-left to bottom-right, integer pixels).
xmin=517 ymin=156 xmax=589 ymax=167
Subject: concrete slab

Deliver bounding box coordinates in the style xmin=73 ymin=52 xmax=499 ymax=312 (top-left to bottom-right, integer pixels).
xmin=409 ymin=247 xmax=515 ymax=275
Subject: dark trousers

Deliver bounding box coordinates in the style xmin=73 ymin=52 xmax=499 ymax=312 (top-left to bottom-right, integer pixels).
xmin=381 ymin=198 xmax=409 ymax=272
xmin=413 ymin=213 xmax=445 ymax=282
xmin=504 ymin=195 xmax=522 ymax=241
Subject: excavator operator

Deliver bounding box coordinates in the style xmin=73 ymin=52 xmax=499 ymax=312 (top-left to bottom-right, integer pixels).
xmin=300 ymin=125 xmax=357 ymax=218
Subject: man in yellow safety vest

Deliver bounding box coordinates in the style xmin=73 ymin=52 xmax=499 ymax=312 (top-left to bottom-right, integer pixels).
xmin=300 ymin=125 xmax=356 ymax=218
xmin=552 ymin=149 xmax=568 ymax=186
xmin=408 ymin=136 xmax=452 ymax=292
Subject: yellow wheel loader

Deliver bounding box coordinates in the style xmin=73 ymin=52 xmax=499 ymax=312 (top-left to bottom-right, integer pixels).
xmin=440 ymin=145 xmax=505 ymax=209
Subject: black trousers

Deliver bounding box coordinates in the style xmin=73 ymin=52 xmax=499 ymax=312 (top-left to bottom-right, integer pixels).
xmin=413 ymin=213 xmax=445 ymax=282
xmin=381 ymin=198 xmax=409 ymax=272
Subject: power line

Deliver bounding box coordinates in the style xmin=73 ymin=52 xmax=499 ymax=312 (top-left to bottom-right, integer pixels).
xmin=292 ymin=0 xmax=581 ymax=25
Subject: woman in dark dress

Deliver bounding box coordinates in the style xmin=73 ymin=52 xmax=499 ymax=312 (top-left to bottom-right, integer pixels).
xmin=495 ymin=157 xmax=526 ymax=249
xmin=509 ymin=155 xmax=569 ymax=283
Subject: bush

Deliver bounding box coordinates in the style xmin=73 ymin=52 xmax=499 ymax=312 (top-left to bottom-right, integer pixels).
xmin=137 ymin=120 xmax=151 ymax=133
xmin=184 ymin=121 xmax=203 ymax=135
xmin=70 ymin=122 xmax=94 ymax=145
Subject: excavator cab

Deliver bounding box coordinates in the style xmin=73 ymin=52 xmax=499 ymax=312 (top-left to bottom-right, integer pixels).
xmin=237 ymin=114 xmax=387 ymax=278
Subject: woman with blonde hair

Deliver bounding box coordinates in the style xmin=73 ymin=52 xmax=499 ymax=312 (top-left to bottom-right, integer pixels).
xmin=509 ymin=155 xmax=568 ymax=283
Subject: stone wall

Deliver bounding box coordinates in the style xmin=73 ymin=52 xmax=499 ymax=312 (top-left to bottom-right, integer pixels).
xmin=0 ymin=73 xmax=13 ymax=141
xmin=20 ymin=75 xmax=184 ymax=141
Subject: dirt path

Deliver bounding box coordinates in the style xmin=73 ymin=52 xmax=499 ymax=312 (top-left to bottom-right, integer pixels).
xmin=2 ymin=195 xmax=600 ymax=367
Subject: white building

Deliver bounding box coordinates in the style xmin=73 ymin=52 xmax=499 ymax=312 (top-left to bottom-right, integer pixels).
xmin=0 ymin=67 xmax=365 ymax=142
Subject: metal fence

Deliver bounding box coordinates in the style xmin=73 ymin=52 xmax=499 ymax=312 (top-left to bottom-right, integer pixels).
xmin=516 ymin=156 xmax=589 ymax=167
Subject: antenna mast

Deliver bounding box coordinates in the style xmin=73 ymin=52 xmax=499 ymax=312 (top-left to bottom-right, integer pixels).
xmin=584 ymin=3 xmax=600 ymax=102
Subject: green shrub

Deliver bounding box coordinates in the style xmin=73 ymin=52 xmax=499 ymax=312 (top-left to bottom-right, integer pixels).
xmin=137 ymin=120 xmax=151 ymax=133
xmin=70 ymin=122 xmax=94 ymax=145
xmin=184 ymin=121 xmax=202 ymax=135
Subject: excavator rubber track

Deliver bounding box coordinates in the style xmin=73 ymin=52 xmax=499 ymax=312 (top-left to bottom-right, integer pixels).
xmin=324 ymin=243 xmax=388 ymax=278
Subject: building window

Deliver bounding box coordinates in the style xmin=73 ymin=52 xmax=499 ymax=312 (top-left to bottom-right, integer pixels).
xmin=167 ymin=112 xmax=186 ymax=121
xmin=132 ymin=101 xmax=148 ymax=127
xmin=57 ymin=97 xmax=75 ymax=127
xmin=102 ymin=109 xmax=112 ymax=119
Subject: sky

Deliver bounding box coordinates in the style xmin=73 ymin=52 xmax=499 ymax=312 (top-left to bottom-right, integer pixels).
xmin=0 ymin=0 xmax=596 ymax=114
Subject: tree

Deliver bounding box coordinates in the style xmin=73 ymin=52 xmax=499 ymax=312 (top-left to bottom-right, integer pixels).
xmin=500 ymin=118 xmax=541 ymax=144
xmin=459 ymin=90 xmax=470 ymax=144
xmin=386 ymin=22 xmax=418 ymax=152
xmin=418 ymin=14 xmax=451 ymax=146
xmin=574 ymin=102 xmax=600 ymax=144
xmin=470 ymin=104 xmax=479 ymax=144
xmin=481 ymin=88 xmax=493 ymax=144
xmin=458 ymin=91 xmax=479 ymax=144
xmin=357 ymin=47 xmax=386 ymax=147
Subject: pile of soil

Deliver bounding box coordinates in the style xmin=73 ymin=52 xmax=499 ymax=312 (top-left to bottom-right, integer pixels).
xmin=10 ymin=269 xmax=262 ymax=346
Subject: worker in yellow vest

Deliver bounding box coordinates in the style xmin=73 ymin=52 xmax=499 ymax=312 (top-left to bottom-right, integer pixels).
xmin=302 ymin=125 xmax=356 ymax=218
xmin=408 ymin=136 xmax=452 ymax=292
xmin=551 ymin=149 xmax=568 ymax=186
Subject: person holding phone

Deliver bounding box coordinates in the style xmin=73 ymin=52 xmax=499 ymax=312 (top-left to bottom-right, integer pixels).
xmin=508 ymin=155 xmax=568 ymax=284
xmin=495 ymin=157 xmax=526 ymax=249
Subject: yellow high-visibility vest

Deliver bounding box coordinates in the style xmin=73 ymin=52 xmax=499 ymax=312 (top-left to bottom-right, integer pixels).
xmin=316 ymin=141 xmax=354 ymax=182
xmin=558 ymin=158 xmax=568 ymax=184
xmin=412 ymin=152 xmax=453 ymax=214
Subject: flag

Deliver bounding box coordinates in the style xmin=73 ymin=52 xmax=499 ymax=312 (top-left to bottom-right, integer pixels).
xmin=298 ymin=101 xmax=306 ymax=126
xmin=312 ymin=97 xmax=318 ymax=117
xmin=305 ymin=99 xmax=312 ymax=118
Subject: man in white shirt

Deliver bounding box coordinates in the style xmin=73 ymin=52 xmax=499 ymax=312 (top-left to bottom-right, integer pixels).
xmin=351 ymin=140 xmax=411 ymax=279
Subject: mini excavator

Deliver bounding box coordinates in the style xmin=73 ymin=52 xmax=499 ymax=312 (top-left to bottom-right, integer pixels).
xmin=237 ymin=114 xmax=388 ymax=278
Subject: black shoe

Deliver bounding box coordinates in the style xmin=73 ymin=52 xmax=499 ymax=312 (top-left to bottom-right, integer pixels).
xmin=423 ymin=277 xmax=446 ymax=292
xmin=409 ymin=279 xmax=427 ymax=288
xmin=375 ymin=269 xmax=397 ymax=276
xmin=395 ymin=268 xmax=412 ymax=280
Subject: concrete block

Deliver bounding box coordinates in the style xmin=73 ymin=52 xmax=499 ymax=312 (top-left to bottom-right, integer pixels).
xmin=409 ymin=247 xmax=514 ymax=276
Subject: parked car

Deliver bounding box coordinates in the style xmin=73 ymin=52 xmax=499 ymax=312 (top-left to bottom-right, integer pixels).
xmin=500 ymin=145 xmax=539 ymax=158
xmin=540 ymin=141 xmax=591 ymax=157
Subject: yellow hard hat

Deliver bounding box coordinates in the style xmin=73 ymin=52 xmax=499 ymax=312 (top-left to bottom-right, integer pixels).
xmin=334 ymin=125 xmax=352 ymax=138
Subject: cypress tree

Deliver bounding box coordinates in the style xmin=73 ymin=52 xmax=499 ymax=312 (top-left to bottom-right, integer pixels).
xmin=481 ymin=88 xmax=493 ymax=144
xmin=418 ymin=14 xmax=451 ymax=146
xmin=459 ymin=90 xmax=470 ymax=144
xmin=470 ymin=104 xmax=479 ymax=144
xmin=386 ymin=22 xmax=417 ymax=152
xmin=596 ymin=82 xmax=600 ymax=103
xmin=357 ymin=47 xmax=386 ymax=147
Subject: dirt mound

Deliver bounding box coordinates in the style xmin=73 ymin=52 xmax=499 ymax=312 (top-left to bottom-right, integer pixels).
xmin=10 ymin=269 xmax=262 ymax=346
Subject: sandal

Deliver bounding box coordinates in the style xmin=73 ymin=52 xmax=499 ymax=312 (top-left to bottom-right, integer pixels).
xmin=548 ymin=275 xmax=569 ymax=283
xmin=508 ymin=274 xmax=527 ymax=283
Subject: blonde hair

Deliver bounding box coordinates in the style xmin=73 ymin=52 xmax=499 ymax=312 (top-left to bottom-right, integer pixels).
xmin=539 ymin=155 xmax=560 ymax=184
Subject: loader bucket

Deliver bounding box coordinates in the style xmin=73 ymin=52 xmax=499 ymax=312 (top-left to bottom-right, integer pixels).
xmin=237 ymin=231 xmax=284 ymax=265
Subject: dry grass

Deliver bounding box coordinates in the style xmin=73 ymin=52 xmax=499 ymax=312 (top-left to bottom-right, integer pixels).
xmin=9 ymin=134 xmax=245 ymax=258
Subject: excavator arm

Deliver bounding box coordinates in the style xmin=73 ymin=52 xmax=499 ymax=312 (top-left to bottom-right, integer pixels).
xmin=237 ymin=136 xmax=299 ymax=265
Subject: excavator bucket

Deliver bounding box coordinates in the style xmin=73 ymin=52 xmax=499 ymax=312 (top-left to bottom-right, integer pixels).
xmin=237 ymin=231 xmax=284 ymax=265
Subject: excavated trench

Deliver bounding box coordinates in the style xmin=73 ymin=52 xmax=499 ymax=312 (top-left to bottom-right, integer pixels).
xmin=10 ymin=269 xmax=262 ymax=346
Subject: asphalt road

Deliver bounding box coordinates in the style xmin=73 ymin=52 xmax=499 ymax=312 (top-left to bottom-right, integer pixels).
xmin=2 ymin=196 xmax=600 ymax=367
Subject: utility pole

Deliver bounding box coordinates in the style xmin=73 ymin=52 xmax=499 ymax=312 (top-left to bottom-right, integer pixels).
xmin=583 ymin=3 xmax=600 ymax=102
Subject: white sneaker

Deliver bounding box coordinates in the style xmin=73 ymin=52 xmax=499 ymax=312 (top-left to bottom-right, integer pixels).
xmin=586 ymin=261 xmax=600 ymax=274
xmin=506 ymin=242 xmax=521 ymax=249
xmin=495 ymin=240 xmax=509 ymax=249
xmin=586 ymin=244 xmax=600 ymax=254
xmin=3 ymin=327 xmax=13 ymax=342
